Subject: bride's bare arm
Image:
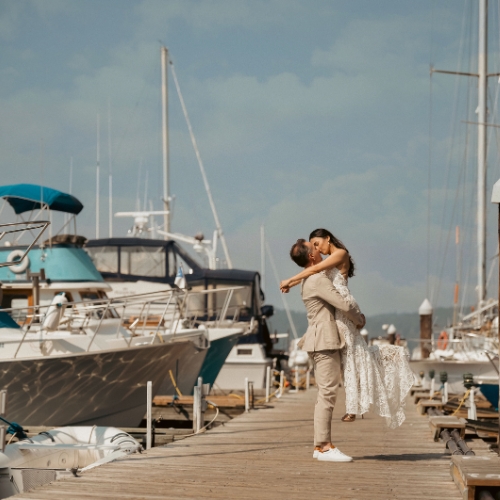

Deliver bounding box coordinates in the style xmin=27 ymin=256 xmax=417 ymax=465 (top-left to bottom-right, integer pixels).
xmin=280 ymin=249 xmax=346 ymax=291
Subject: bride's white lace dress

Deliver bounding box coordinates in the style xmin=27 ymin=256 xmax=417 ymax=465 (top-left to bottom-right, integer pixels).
xmin=325 ymin=268 xmax=414 ymax=428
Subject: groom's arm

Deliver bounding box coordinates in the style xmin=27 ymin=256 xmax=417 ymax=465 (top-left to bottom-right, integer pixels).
xmin=311 ymin=274 xmax=365 ymax=328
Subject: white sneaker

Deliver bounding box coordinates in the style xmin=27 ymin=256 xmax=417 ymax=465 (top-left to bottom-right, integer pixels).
xmin=313 ymin=449 xmax=320 ymax=459
xmin=316 ymin=447 xmax=353 ymax=462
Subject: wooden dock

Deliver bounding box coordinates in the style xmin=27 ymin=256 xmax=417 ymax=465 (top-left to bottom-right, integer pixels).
xmin=12 ymin=388 xmax=490 ymax=500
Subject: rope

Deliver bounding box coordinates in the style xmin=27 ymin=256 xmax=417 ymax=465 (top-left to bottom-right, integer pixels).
xmin=168 ymin=369 xmax=183 ymax=398
xmin=174 ymin=403 xmax=220 ymax=441
xmin=452 ymin=389 xmax=471 ymax=416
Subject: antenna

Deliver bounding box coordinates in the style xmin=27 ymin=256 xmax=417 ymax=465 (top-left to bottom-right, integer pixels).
xmin=161 ymin=46 xmax=170 ymax=236
xmin=265 ymin=240 xmax=298 ymax=339
xmin=96 ymin=114 xmax=100 ymax=239
xmin=261 ymin=225 xmax=265 ymax=293
xmin=170 ymin=59 xmax=233 ymax=268
xmin=108 ymin=101 xmax=113 ymax=238
xmin=65 ymin=156 xmax=73 ymax=229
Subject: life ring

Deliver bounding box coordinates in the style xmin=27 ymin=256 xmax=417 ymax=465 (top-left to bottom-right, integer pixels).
xmin=437 ymin=331 xmax=448 ymax=350
xmin=7 ymin=250 xmax=29 ymax=274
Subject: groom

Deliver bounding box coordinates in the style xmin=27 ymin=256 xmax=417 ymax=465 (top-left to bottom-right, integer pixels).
xmin=288 ymin=239 xmax=365 ymax=462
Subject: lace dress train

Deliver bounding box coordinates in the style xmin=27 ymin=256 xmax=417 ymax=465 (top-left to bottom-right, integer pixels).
xmin=326 ymin=268 xmax=415 ymax=429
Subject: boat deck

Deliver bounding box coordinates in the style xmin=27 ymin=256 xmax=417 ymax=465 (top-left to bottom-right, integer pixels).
xmin=13 ymin=388 xmax=483 ymax=499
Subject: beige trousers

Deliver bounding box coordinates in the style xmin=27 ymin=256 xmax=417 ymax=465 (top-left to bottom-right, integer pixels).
xmin=309 ymin=350 xmax=342 ymax=446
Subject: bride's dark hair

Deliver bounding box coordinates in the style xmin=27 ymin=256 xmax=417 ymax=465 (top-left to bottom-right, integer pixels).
xmin=309 ymin=228 xmax=355 ymax=278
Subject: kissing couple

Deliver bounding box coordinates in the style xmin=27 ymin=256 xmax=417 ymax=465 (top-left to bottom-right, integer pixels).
xmin=280 ymin=228 xmax=414 ymax=462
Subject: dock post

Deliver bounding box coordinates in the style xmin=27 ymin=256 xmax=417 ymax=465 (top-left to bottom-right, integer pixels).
xmin=146 ymin=381 xmax=152 ymax=450
xmin=279 ymin=370 xmax=284 ymax=398
xmin=193 ymin=377 xmax=204 ymax=433
xmin=0 ymin=426 xmax=5 ymax=453
xmin=0 ymin=390 xmax=6 ymax=452
xmin=244 ymin=377 xmax=250 ymax=412
xmin=193 ymin=387 xmax=198 ymax=433
xmin=295 ymin=368 xmax=299 ymax=391
xmin=0 ymin=390 xmax=7 ymax=417
xmin=265 ymin=366 xmax=271 ymax=402
xmin=468 ymin=387 xmax=477 ymax=420
xmin=419 ymin=299 xmax=433 ymax=359
xmin=442 ymin=382 xmax=449 ymax=404
xmin=430 ymin=373 xmax=435 ymax=398
xmin=306 ymin=369 xmax=310 ymax=390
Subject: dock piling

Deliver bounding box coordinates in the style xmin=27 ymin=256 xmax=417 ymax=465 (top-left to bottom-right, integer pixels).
xmin=265 ymin=366 xmax=271 ymax=402
xmin=306 ymin=368 xmax=310 ymax=390
xmin=468 ymin=387 xmax=477 ymax=420
xmin=0 ymin=390 xmax=7 ymax=417
xmin=193 ymin=377 xmax=205 ymax=433
xmin=244 ymin=377 xmax=249 ymax=412
xmin=279 ymin=370 xmax=284 ymax=398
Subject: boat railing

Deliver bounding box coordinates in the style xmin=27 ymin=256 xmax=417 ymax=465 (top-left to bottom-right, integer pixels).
xmin=0 ymin=285 xmax=247 ymax=357
xmin=0 ymin=221 xmax=50 ymax=268
xmin=408 ymin=334 xmax=498 ymax=362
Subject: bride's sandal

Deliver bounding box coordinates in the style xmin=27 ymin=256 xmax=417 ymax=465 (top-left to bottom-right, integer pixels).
xmin=341 ymin=413 xmax=356 ymax=422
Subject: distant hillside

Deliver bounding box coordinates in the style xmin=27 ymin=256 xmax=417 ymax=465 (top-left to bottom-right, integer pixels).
xmin=269 ymin=307 xmax=458 ymax=341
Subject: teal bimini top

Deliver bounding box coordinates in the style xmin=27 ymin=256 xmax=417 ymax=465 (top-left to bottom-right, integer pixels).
xmin=0 ymin=184 xmax=83 ymax=215
xmin=0 ymin=246 xmax=103 ymax=283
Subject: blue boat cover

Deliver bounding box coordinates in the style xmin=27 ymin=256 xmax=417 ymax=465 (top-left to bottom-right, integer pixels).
xmin=0 ymin=184 xmax=83 ymax=215
xmin=0 ymin=311 xmax=20 ymax=329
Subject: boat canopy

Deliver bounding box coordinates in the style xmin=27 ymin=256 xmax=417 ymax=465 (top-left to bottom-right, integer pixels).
xmin=0 ymin=184 xmax=83 ymax=215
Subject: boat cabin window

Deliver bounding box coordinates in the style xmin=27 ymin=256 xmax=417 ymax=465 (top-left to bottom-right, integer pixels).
xmin=79 ymin=290 xmax=117 ymax=318
xmin=210 ymin=283 xmax=253 ymax=318
xmin=85 ymin=246 xmax=119 ymax=273
xmin=1 ymin=292 xmax=30 ymax=323
xmin=120 ymin=246 xmax=166 ymax=277
xmin=186 ymin=282 xmax=254 ymax=322
xmin=80 ymin=291 xmax=100 ymax=302
xmin=237 ymin=348 xmax=253 ymax=355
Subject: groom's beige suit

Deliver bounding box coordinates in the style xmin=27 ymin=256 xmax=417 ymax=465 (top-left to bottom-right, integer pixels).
xmin=298 ymin=272 xmax=364 ymax=446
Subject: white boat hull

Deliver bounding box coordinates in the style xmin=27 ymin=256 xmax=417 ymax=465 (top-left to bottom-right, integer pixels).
xmin=410 ymin=359 xmax=497 ymax=393
xmin=214 ymin=344 xmax=272 ymax=390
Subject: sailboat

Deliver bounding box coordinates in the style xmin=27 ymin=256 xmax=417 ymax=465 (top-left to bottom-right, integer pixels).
xmin=86 ymin=47 xmax=277 ymax=391
xmin=411 ymin=0 xmax=499 ymax=394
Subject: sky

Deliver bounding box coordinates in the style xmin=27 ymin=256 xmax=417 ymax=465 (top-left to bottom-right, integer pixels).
xmin=2 ymin=0 xmax=500 ymax=319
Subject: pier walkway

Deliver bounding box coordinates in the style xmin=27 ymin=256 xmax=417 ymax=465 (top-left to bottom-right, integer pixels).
xmin=15 ymin=389 xmax=464 ymax=500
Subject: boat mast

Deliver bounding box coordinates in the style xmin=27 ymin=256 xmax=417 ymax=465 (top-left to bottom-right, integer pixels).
xmin=96 ymin=114 xmax=100 ymax=239
xmin=108 ymin=101 xmax=113 ymax=238
xmin=161 ymin=46 xmax=170 ymax=236
xmin=477 ymin=0 xmax=488 ymax=306
xmin=261 ymin=225 xmax=265 ymax=293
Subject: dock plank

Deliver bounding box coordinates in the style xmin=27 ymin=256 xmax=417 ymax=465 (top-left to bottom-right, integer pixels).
xmin=13 ymin=389 xmax=465 ymax=500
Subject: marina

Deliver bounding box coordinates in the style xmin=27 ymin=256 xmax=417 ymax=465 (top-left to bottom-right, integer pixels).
xmin=2 ymin=1 xmax=500 ymax=498
xmin=7 ymin=386 xmax=498 ymax=500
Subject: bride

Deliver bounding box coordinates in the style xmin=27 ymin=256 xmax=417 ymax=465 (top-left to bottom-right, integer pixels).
xmin=280 ymin=228 xmax=414 ymax=428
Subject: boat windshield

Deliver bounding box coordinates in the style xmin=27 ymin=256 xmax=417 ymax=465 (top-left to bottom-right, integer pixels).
xmin=120 ymin=246 xmax=166 ymax=277
xmin=86 ymin=246 xmax=119 ymax=273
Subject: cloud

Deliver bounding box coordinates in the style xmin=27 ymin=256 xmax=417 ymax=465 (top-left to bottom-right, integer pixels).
xmin=0 ymin=0 xmax=493 ymax=318
xmin=135 ymin=0 xmax=309 ymax=33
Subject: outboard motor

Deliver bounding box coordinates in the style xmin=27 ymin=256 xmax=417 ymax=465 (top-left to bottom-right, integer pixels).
xmin=41 ymin=292 xmax=68 ymax=331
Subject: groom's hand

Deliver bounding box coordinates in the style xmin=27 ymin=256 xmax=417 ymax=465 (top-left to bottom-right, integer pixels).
xmin=280 ymin=280 xmax=291 ymax=293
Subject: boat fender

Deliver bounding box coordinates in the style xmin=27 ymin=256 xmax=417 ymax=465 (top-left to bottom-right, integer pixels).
xmin=6 ymin=250 xmax=29 ymax=274
xmin=437 ymin=331 xmax=448 ymax=350
xmin=42 ymin=292 xmax=68 ymax=331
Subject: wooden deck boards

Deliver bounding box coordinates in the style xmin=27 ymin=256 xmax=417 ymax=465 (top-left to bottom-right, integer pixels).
xmin=13 ymin=389 xmax=468 ymax=500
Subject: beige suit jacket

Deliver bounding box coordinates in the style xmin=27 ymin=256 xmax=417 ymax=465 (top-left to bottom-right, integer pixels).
xmin=298 ymin=272 xmax=364 ymax=353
